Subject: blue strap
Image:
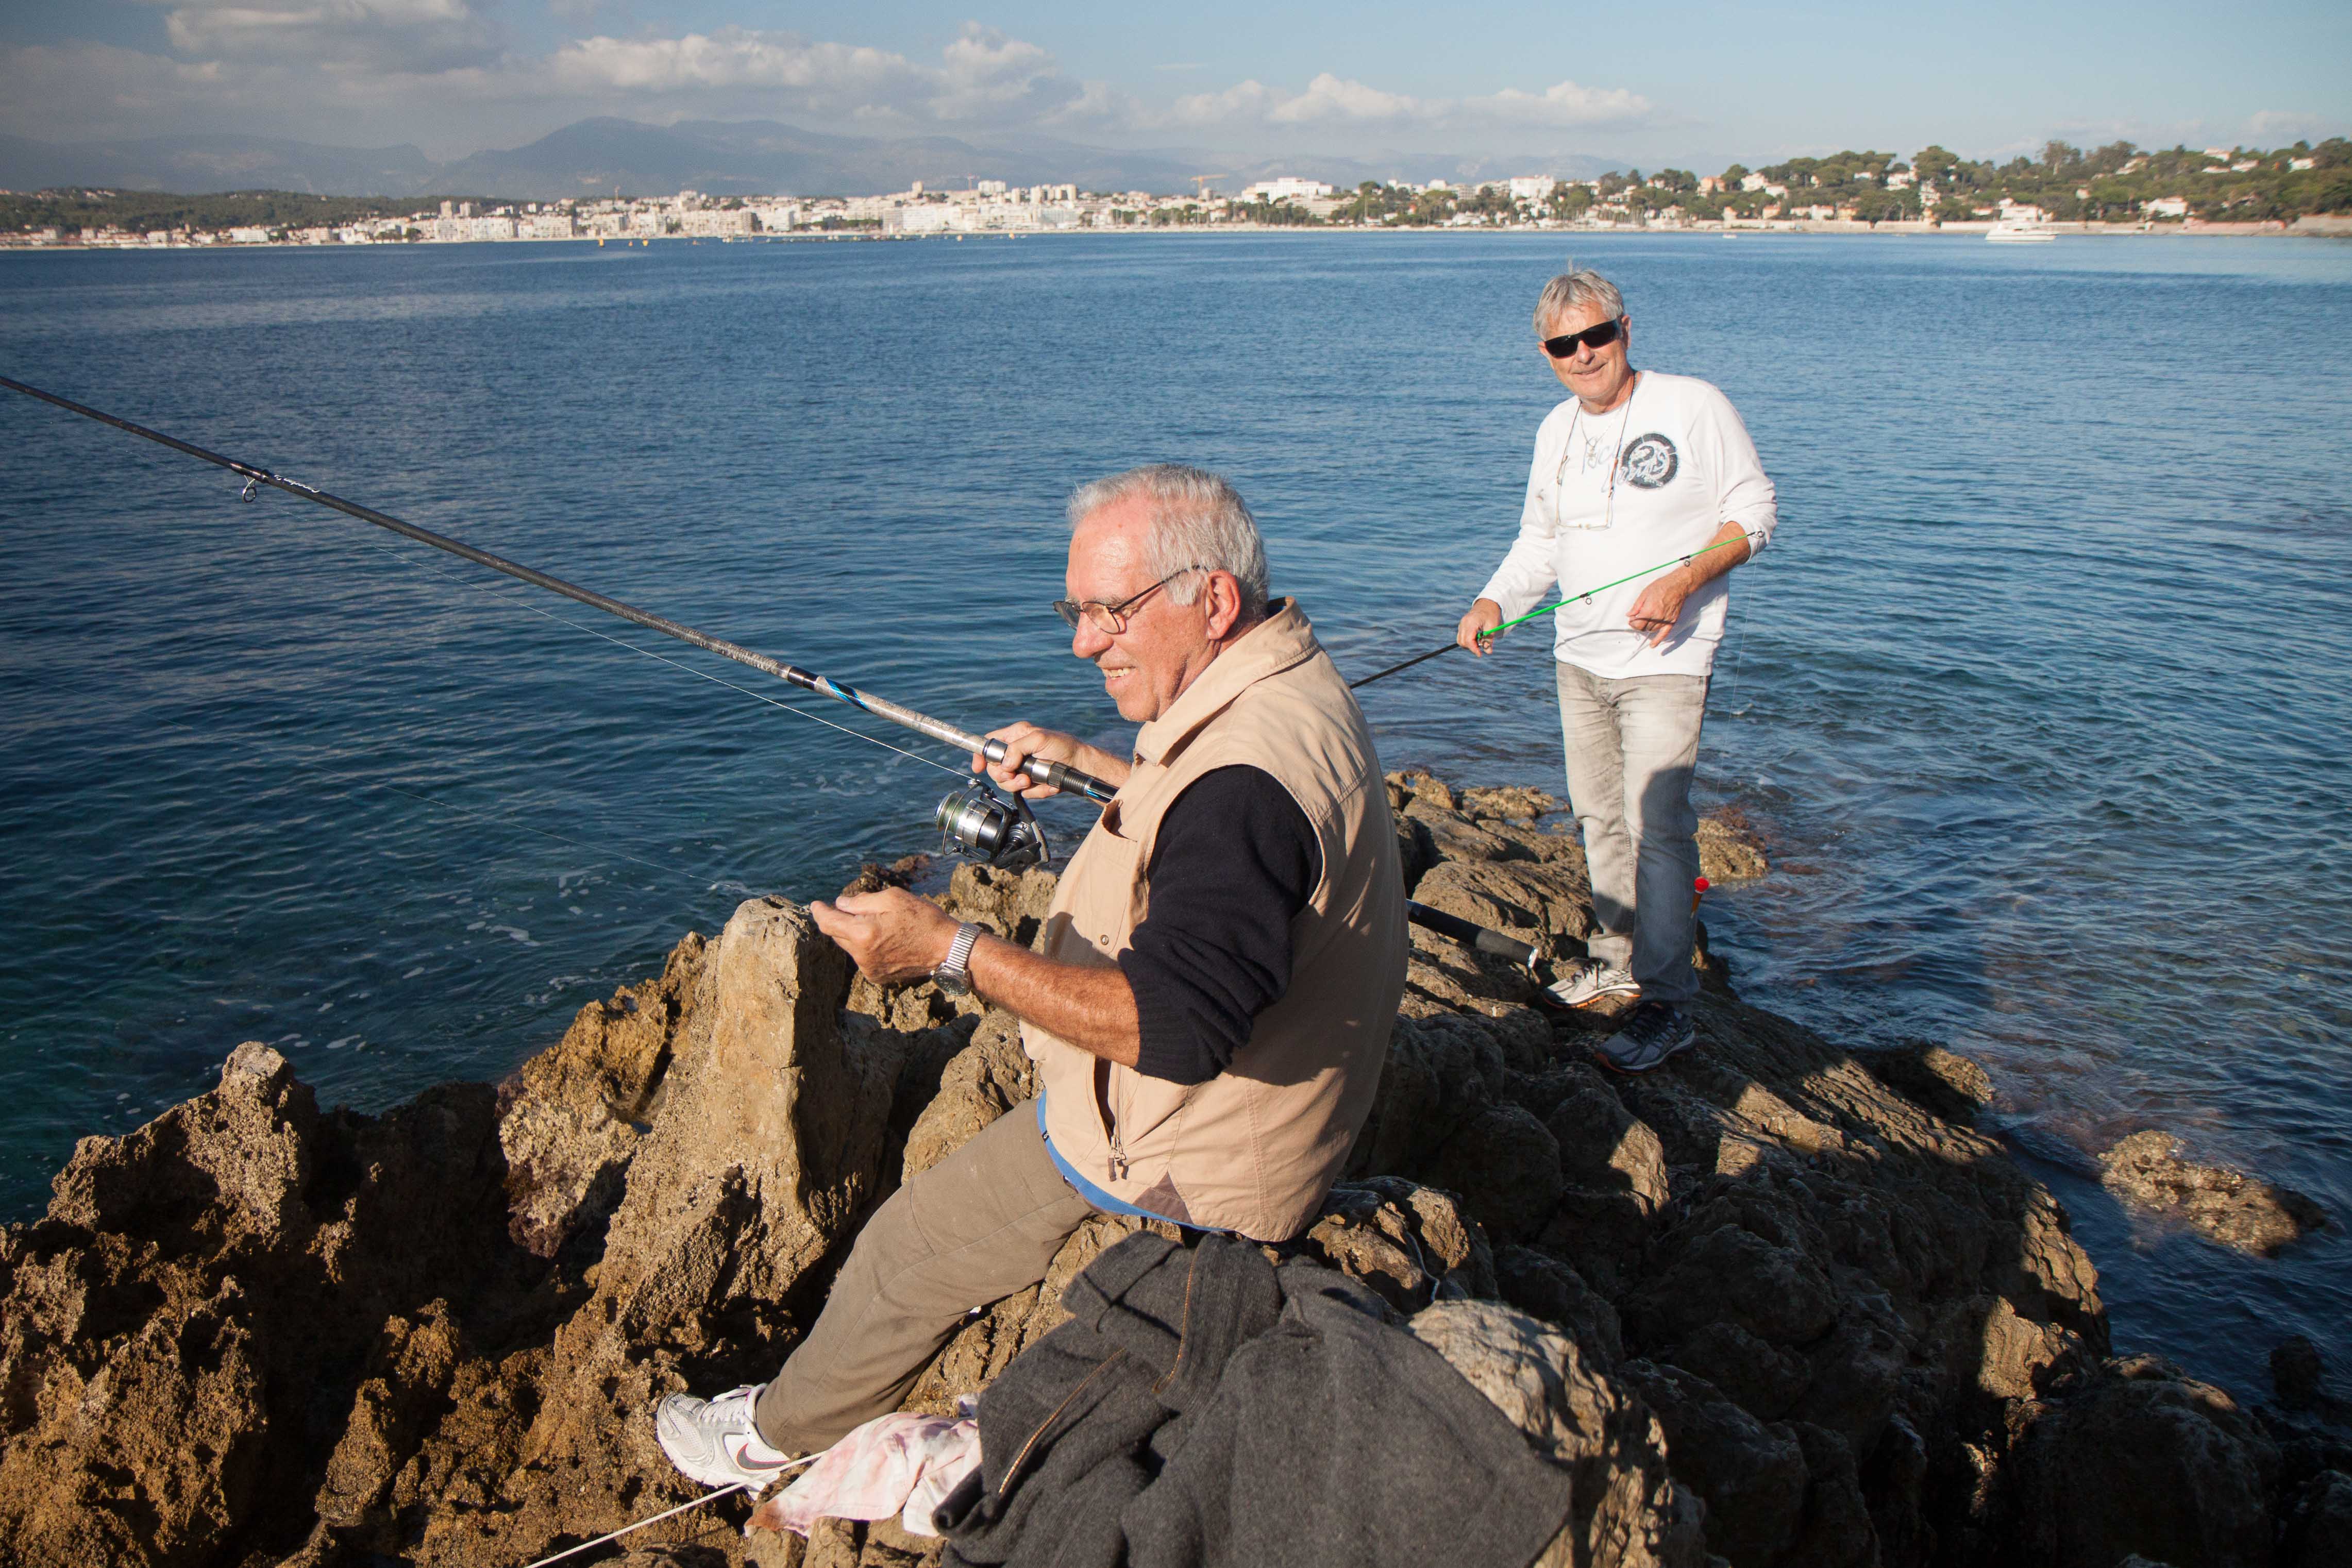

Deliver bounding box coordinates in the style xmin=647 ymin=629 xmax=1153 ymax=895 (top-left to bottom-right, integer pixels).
xmin=1036 ymin=1095 xmax=1201 ymax=1229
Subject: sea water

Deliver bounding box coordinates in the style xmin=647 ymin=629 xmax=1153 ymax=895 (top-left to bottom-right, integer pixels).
xmin=2 ymin=231 xmax=2347 ymax=1400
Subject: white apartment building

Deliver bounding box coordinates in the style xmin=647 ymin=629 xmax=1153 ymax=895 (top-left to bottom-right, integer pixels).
xmin=1240 ymin=177 xmax=1333 ymax=203
xmin=1508 ymin=176 xmax=1558 ymax=202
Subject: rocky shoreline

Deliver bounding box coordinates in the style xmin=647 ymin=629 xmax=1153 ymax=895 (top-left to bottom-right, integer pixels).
xmin=2 ymin=772 xmax=2343 ymax=1568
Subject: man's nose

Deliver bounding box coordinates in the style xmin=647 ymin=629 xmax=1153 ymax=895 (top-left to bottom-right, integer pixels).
xmin=1071 ymin=617 xmax=1113 ymax=659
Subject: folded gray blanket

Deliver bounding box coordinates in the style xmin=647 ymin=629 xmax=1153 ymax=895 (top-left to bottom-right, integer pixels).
xmin=937 ymin=1231 xmax=1572 ymax=1568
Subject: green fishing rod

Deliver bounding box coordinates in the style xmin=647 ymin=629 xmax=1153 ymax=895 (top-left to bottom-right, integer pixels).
xmin=1347 ymin=535 xmax=1749 ymax=689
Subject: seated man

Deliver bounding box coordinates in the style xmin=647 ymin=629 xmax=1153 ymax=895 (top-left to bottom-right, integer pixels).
xmin=656 ymin=464 xmax=1407 ymax=1487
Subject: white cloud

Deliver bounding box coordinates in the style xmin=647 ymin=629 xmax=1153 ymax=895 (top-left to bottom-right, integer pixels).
xmin=145 ymin=0 xmax=502 ymax=74
xmin=2 ymin=14 xmax=1667 ymax=158
xmin=1169 ymin=72 xmax=1653 ymax=136
xmin=1474 ymin=80 xmax=1654 ymax=129
xmin=546 ymin=29 xmax=920 ymax=99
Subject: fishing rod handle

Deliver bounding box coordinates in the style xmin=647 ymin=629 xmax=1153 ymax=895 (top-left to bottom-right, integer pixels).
xmin=1405 ymin=900 xmax=1541 ymax=971
xmin=979 ymin=739 xmax=1119 ymax=805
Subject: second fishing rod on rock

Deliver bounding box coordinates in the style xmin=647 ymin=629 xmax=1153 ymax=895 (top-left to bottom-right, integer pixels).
xmin=3 ymin=375 xmax=1543 ymax=970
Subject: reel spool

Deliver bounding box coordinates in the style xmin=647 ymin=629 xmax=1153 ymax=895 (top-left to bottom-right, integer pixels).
xmin=935 ymin=780 xmax=1052 ymax=871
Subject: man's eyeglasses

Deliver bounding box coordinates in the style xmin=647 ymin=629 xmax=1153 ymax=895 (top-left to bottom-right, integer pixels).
xmin=1052 ymin=567 xmax=1203 ymax=635
xmin=1541 ymin=318 xmax=1624 ymax=359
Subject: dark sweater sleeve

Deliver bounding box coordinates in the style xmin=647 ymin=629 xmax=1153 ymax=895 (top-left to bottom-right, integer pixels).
xmin=1117 ymin=765 xmax=1323 ymax=1087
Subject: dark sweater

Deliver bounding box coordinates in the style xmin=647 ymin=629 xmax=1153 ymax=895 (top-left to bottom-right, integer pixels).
xmin=1117 ymin=766 xmax=1322 ymax=1087
xmin=935 ymin=1232 xmax=1573 ymax=1568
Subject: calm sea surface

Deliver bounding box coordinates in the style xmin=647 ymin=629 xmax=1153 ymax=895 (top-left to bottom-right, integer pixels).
xmin=3 ymin=232 xmax=2347 ymax=1398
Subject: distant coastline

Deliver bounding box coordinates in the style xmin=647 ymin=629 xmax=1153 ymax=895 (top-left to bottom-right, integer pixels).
xmin=8 ymin=216 xmax=2348 ymax=254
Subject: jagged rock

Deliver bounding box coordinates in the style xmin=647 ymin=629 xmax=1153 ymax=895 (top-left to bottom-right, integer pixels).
xmin=1405 ymin=790 xmax=1526 ymax=864
xmin=2009 ymin=1354 xmax=2280 ymax=1568
xmin=0 ymin=1045 xmax=524 ymax=1568
xmin=469 ymin=896 xmax=906 ymax=1564
xmin=1694 ymin=810 xmax=1769 ymax=882
xmin=1 ymin=776 xmax=2182 ymax=1568
xmin=942 ymin=862 xmax=1060 ymax=950
xmin=1300 ymin=1177 xmax=1498 ymax=1312
xmin=1460 ymin=784 xmax=1563 ymax=821
xmin=1622 ymin=1361 xmax=1809 ymax=1568
xmin=900 ymin=1009 xmax=1036 ymax=1182
xmin=1422 ymin=1102 xmax=1565 ymax=1242
xmin=1414 ymin=857 xmax=1596 ymax=953
xmin=1411 ymin=1301 xmax=1706 ymax=1568
xmin=1396 ymin=811 xmax=1437 ymax=891
xmin=1493 ymin=1244 xmax=1625 ymax=1366
xmin=1851 ymin=1039 xmax=1993 ymax=1125
xmin=499 ymin=932 xmax=706 ymax=1258
xmin=2098 ymin=1129 xmax=2328 ymax=1255
xmin=2279 ymin=1469 xmax=2352 ymax=1568
xmin=1388 ymin=767 xmax=1456 ymax=812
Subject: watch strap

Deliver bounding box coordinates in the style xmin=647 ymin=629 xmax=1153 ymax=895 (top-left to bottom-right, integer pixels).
xmin=934 ymin=921 xmax=983 ymax=991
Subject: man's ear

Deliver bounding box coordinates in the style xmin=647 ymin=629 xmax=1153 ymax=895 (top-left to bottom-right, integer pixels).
xmin=1204 ymin=570 xmax=1246 ymax=642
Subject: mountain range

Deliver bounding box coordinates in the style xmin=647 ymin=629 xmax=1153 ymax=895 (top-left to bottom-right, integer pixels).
xmin=0 ymin=117 xmax=1624 ymax=200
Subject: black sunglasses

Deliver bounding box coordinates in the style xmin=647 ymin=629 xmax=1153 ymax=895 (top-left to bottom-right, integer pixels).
xmin=1541 ymin=318 xmax=1624 ymax=358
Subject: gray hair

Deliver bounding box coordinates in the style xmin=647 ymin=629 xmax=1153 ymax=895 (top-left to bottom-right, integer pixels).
xmin=1066 ymin=464 xmax=1270 ymax=619
xmin=1533 ymin=268 xmax=1625 ymax=335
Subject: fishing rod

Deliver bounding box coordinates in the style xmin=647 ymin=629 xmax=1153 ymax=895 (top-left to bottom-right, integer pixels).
xmin=3 ymin=376 xmax=1545 ymax=969
xmin=1347 ymin=534 xmax=1750 ymax=690
xmin=0 ymin=373 xmax=1106 ymax=869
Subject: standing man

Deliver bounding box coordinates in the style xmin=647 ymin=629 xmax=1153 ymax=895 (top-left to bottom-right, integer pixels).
xmin=1457 ymin=269 xmax=1777 ymax=1074
xmin=654 ymin=465 xmax=1406 ymax=1487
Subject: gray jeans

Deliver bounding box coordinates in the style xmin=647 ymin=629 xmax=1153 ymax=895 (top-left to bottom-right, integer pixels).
xmin=753 ymin=1101 xmax=1093 ymax=1453
xmin=1555 ymin=661 xmax=1708 ymax=1007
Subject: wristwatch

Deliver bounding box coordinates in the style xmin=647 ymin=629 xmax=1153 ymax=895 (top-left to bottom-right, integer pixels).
xmin=932 ymin=922 xmax=983 ymax=998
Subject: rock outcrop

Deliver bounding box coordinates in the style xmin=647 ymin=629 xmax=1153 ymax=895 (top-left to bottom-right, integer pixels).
xmin=1 ymin=770 xmax=2322 ymax=1568
xmin=2097 ymin=1128 xmax=2329 ymax=1255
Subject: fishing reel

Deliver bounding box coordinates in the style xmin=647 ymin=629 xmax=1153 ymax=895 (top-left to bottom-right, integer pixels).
xmin=935 ymin=778 xmax=1053 ymax=871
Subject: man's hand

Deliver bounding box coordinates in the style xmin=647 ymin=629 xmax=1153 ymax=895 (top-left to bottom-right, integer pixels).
xmin=809 ymin=887 xmax=959 ymax=983
xmin=1626 ymin=570 xmax=1694 ymax=646
xmin=975 ymin=722 xmax=1129 ymax=798
xmin=1456 ymin=598 xmax=1504 ymax=657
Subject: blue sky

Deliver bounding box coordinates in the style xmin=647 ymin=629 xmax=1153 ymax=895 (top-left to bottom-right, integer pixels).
xmin=2 ymin=1 xmax=2345 ymax=166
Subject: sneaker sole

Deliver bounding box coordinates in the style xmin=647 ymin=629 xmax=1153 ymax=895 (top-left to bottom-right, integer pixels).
xmin=1593 ymin=1034 xmax=1694 ymax=1076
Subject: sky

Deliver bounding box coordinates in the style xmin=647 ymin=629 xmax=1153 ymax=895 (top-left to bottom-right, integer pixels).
xmin=2 ymin=1 xmax=2346 ymax=169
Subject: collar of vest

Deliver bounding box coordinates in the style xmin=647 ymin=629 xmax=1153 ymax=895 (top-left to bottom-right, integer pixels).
xmin=1131 ymin=598 xmax=1320 ymax=768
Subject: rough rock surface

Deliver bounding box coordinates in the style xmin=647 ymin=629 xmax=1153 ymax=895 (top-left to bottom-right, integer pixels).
xmin=0 ymin=770 xmax=2277 ymax=1568
xmin=2008 ymin=1354 xmax=2279 ymax=1568
xmin=2097 ymin=1128 xmax=2329 ymax=1255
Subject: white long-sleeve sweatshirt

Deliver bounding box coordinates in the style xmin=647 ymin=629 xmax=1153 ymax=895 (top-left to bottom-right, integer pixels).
xmin=1476 ymin=369 xmax=1778 ymax=679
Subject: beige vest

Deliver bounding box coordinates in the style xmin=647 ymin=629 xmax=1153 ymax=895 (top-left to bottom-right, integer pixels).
xmin=1024 ymin=600 xmax=1405 ymax=1242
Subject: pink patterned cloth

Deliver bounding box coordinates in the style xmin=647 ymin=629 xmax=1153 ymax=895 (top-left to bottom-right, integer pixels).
xmin=747 ymin=1410 xmax=982 ymax=1539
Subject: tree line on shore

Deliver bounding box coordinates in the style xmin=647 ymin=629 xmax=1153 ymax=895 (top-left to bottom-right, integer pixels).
xmin=6 ymin=135 xmax=2347 ymax=239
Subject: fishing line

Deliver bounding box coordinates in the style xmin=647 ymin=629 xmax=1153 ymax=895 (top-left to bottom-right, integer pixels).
xmin=0 ymin=375 xmax=1111 ymax=808
xmin=338 ymin=526 xmax=968 ymax=784
xmin=1347 ymin=534 xmax=1753 ymax=690
xmin=510 ymin=1455 xmax=821 ymax=1568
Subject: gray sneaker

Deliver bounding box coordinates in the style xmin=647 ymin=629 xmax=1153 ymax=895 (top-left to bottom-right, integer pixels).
xmin=654 ymin=1383 xmax=796 ymax=1489
xmin=1596 ymin=1001 xmax=1695 ymax=1075
xmin=1545 ymin=959 xmax=1640 ymax=1009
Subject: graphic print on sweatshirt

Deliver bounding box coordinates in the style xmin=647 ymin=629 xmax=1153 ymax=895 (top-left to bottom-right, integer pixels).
xmin=1620 ymin=433 xmax=1679 ymax=490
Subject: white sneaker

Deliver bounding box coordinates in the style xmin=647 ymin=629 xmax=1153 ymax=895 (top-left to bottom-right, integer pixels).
xmin=1545 ymin=959 xmax=1639 ymax=1009
xmin=654 ymin=1384 xmax=796 ymax=1489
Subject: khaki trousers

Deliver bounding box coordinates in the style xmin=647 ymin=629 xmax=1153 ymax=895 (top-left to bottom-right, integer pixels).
xmin=752 ymin=1099 xmax=1094 ymax=1453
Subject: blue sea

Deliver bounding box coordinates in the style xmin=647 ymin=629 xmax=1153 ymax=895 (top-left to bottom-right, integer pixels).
xmin=3 ymin=230 xmax=2347 ymax=1400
